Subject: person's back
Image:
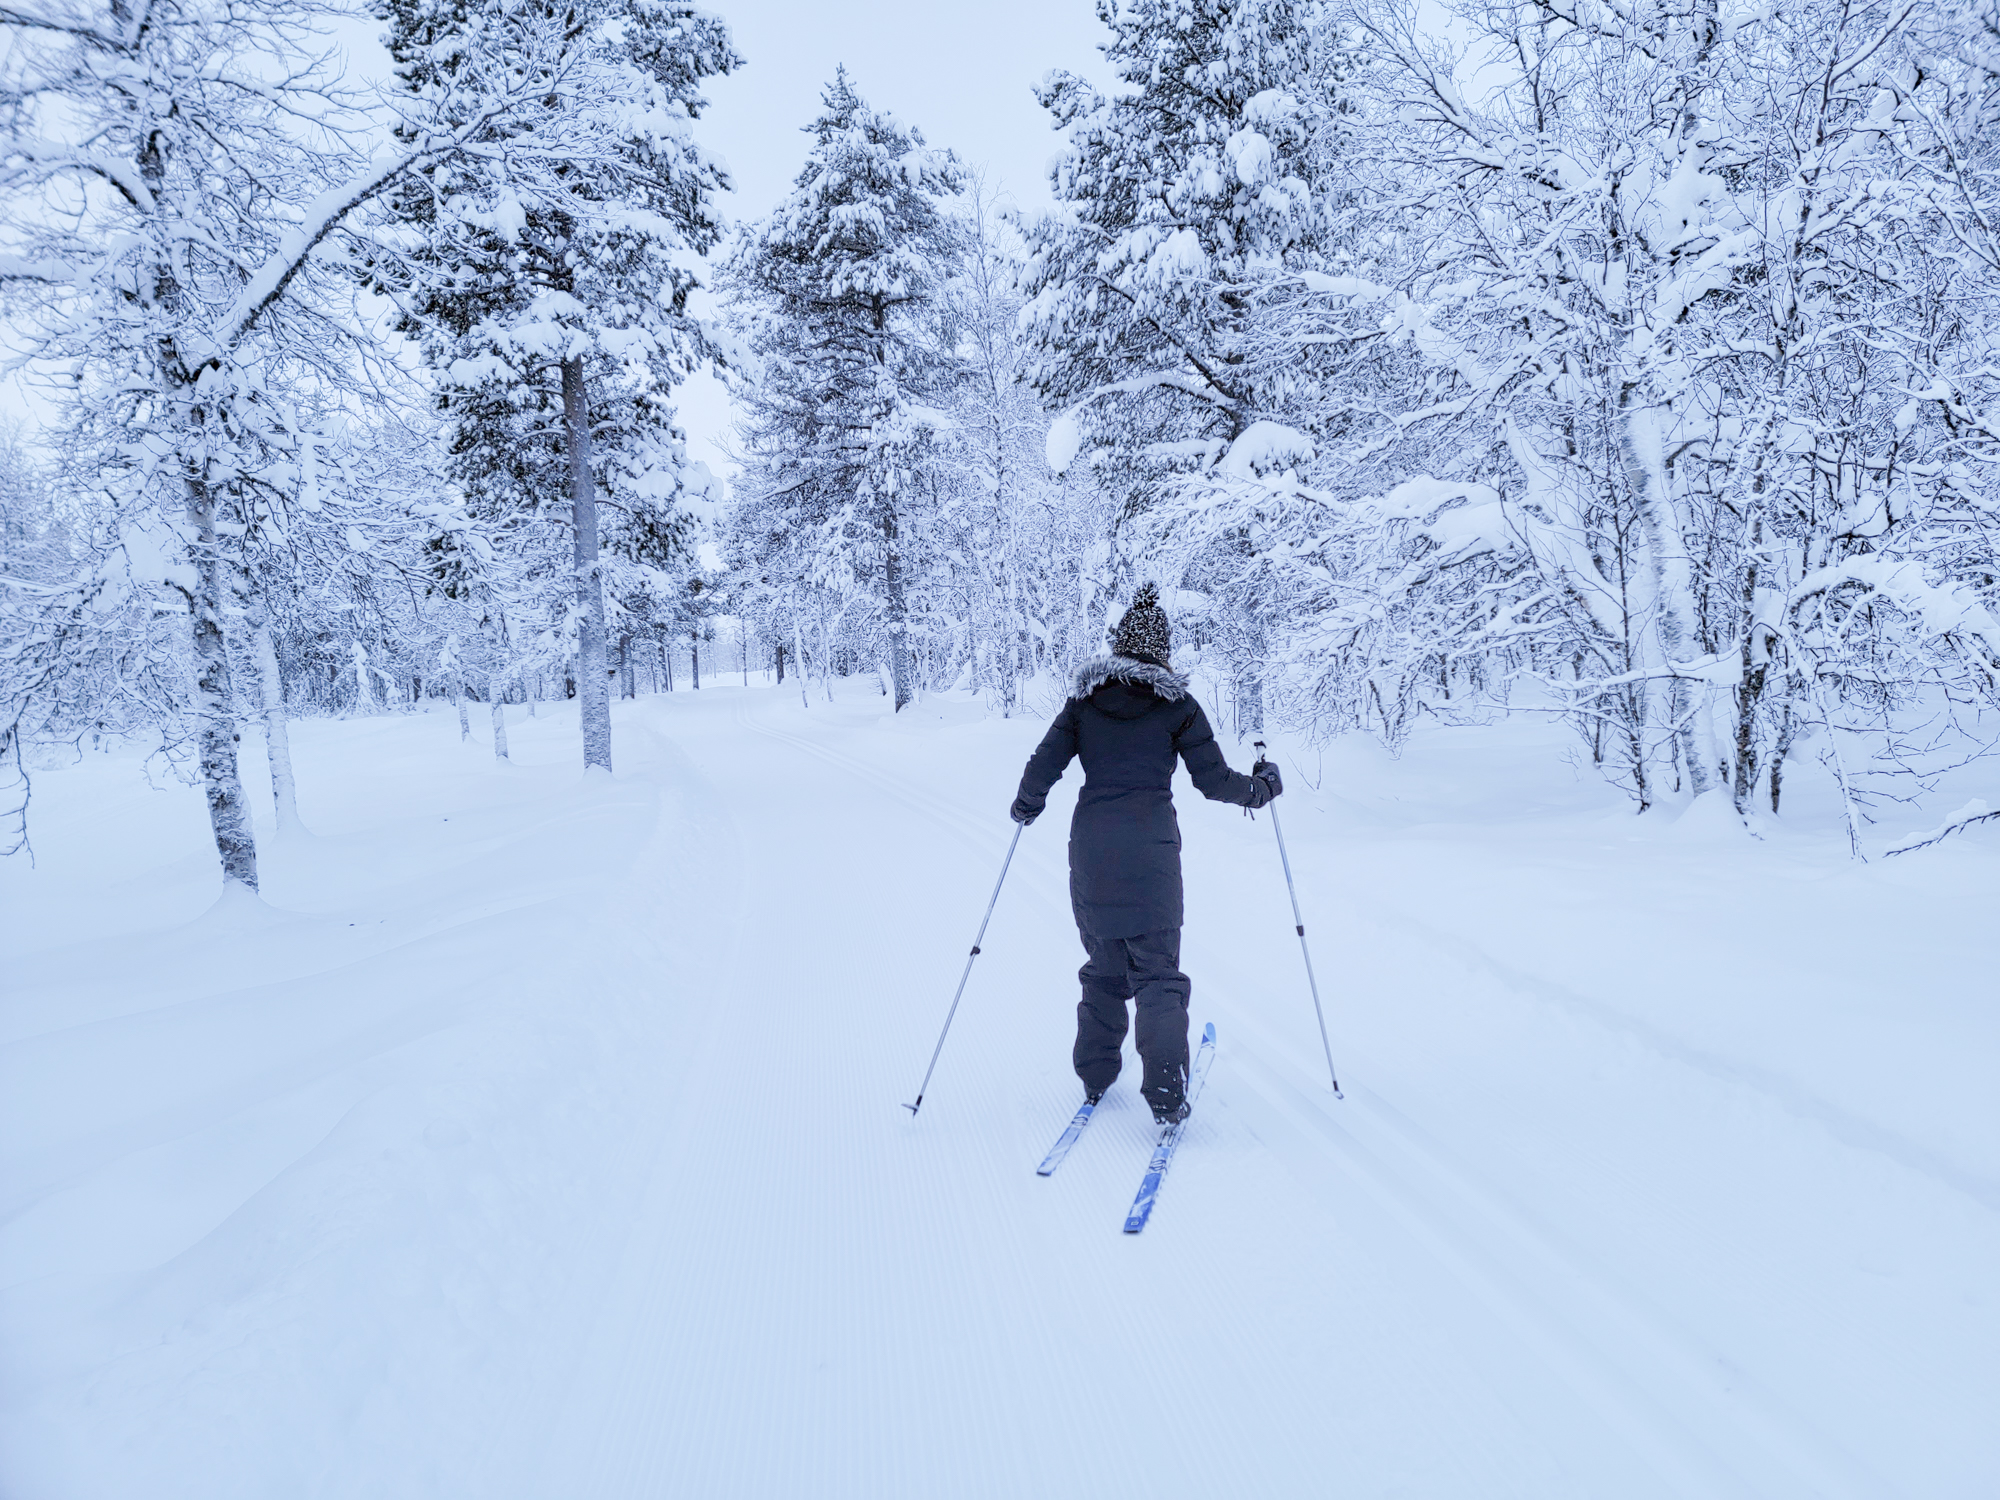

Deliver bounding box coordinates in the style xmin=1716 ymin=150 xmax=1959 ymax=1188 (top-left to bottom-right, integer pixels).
xmin=1010 ymin=586 xmax=1282 ymax=1122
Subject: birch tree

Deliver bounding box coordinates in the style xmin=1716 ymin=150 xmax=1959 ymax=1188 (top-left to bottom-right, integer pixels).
xmin=0 ymin=0 xmax=581 ymax=887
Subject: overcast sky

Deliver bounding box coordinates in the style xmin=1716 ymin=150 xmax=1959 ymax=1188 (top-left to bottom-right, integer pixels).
xmin=673 ymin=0 xmax=1115 ymax=477
xmin=2 ymin=0 xmax=1116 ymax=478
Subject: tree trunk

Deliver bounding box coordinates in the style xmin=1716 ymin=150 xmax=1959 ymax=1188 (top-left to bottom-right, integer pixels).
xmin=492 ymin=692 xmax=510 ymax=761
xmin=794 ymin=618 xmax=810 ymax=708
xmin=1769 ymin=698 xmax=1796 ymax=814
xmin=692 ymin=629 xmax=701 ymax=689
xmin=248 ymin=603 xmax=300 ymax=833
xmin=188 ymin=478 xmax=258 ymax=890
xmin=1236 ymin=672 xmax=1265 ymax=739
xmin=351 ymin=643 xmax=376 ymax=715
xmin=1617 ymin=386 xmax=1713 ymax=797
xmin=0 ymin=722 xmax=25 ymax=859
xmin=1730 ymin=520 xmax=1767 ymax=815
xmin=562 ymin=355 xmax=612 ymax=772
xmin=883 ymin=503 xmax=912 ymax=710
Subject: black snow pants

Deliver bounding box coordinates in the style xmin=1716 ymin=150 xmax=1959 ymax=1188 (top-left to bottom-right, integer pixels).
xmin=1074 ymin=928 xmax=1190 ymax=1113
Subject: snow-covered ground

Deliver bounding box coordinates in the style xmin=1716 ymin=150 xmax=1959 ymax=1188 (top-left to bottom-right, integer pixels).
xmin=3 ymin=683 xmax=1997 ymax=1498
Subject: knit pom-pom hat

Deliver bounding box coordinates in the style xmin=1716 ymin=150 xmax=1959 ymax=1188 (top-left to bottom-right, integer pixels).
xmin=1110 ymin=582 xmax=1172 ymax=668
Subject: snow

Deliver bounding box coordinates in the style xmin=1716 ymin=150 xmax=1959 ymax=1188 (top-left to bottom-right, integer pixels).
xmin=1377 ymin=474 xmax=1511 ymax=559
xmin=4 ymin=685 xmax=1999 ymax=1496
xmin=1216 ymin=418 xmax=1314 ymax=478
xmin=1044 ymin=411 xmax=1082 ymax=474
xmin=1298 ymin=269 xmax=1389 ymax=301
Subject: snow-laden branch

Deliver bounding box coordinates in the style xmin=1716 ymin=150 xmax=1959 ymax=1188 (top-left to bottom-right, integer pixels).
xmin=1883 ymin=799 xmax=2000 ymax=855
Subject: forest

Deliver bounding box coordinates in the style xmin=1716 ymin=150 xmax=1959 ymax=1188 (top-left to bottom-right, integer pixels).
xmin=4 ymin=0 xmax=2000 ymax=884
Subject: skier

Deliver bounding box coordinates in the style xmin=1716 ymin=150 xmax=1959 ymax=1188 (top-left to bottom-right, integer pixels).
xmin=1010 ymin=584 xmax=1282 ymax=1125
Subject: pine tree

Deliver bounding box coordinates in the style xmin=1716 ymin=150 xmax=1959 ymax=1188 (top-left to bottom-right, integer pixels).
xmin=368 ymin=0 xmax=739 ymax=770
xmin=1020 ymin=0 xmax=1332 ymax=730
xmin=723 ymin=71 xmax=965 ymax=711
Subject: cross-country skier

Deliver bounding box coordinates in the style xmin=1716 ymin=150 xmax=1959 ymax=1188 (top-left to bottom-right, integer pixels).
xmin=1009 ymin=584 xmax=1282 ymax=1124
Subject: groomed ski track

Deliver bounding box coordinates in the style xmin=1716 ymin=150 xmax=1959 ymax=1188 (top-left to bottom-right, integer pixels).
xmin=489 ymin=683 xmax=1984 ymax=1500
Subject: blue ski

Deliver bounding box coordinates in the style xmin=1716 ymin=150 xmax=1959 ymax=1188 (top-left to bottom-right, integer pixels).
xmin=1036 ymin=1100 xmax=1097 ymax=1176
xmin=1122 ymin=1023 xmax=1216 ymax=1234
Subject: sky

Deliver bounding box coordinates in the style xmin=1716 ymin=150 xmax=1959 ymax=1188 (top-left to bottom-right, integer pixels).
xmin=2 ymin=0 xmax=1117 ymax=484
xmin=671 ymin=0 xmax=1116 ymax=478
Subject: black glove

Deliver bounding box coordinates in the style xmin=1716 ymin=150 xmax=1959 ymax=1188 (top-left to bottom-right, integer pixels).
xmin=1253 ymin=758 xmax=1283 ymax=800
xmin=1010 ymin=794 xmax=1042 ymax=826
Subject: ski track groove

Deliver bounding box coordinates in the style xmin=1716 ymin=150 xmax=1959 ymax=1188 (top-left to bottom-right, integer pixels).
xmin=529 ymin=698 xmax=1127 ymax=1497
xmin=1327 ymin=875 xmax=2000 ymax=1216
xmin=1189 ymin=868 xmax=1896 ymax=1498
xmin=1230 ymin=1027 xmax=1885 ymax=1499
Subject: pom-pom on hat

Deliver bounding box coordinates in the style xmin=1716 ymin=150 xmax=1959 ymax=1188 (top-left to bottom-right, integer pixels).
xmin=1110 ymin=583 xmax=1172 ymax=668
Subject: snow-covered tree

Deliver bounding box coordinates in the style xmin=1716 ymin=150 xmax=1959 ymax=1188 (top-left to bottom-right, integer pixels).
xmin=723 ymin=71 xmax=965 ymax=711
xmin=366 ymin=0 xmax=739 ymax=772
xmin=925 ymin=183 xmax=1116 ymax=713
xmin=1265 ymin=0 xmax=2000 ymax=820
xmin=1020 ymin=0 xmax=1338 ymax=731
xmin=0 ymin=0 xmax=600 ymax=886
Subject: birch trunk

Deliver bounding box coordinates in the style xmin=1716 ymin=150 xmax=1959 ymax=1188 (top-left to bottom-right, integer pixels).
xmin=249 ymin=604 xmax=300 ymax=833
xmin=1237 ymin=612 xmax=1267 ymax=739
xmin=1617 ymin=392 xmax=1714 ymax=797
xmin=561 ymin=355 xmax=612 ymax=772
xmin=134 ymin=45 xmax=254 ymax=889
xmin=1728 ymin=409 xmax=1784 ymax=814
xmin=187 ymin=477 xmax=258 ymax=890
xmin=794 ymin=618 xmax=810 ymax=708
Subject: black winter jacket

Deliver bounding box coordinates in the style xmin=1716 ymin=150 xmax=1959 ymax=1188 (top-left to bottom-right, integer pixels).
xmin=1013 ymin=655 xmax=1271 ymax=939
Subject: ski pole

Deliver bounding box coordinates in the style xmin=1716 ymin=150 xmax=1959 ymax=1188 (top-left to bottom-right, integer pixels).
xmin=1254 ymin=740 xmax=1343 ymax=1099
xmin=904 ymin=821 xmax=1023 ymax=1117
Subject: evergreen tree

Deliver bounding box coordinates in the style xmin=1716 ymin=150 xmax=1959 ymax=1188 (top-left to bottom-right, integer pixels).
xmin=1020 ymin=0 xmax=1334 ymax=730
xmin=723 ymin=71 xmax=965 ymax=711
xmin=368 ymin=0 xmax=738 ymax=770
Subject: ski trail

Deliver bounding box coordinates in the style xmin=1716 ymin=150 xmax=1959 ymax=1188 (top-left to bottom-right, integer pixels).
xmin=744 ymin=694 xmax=1893 ymax=1494
xmin=527 ymin=694 xmax=1126 ymax=1496
xmin=518 ymin=690 xmax=1898 ymax=1498
xmin=458 ymin=717 xmax=757 ymax=1498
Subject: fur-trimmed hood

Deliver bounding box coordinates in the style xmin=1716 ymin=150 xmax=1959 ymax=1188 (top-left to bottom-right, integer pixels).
xmin=1072 ymin=653 xmax=1190 ymax=703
